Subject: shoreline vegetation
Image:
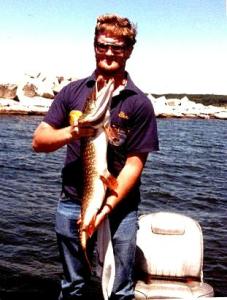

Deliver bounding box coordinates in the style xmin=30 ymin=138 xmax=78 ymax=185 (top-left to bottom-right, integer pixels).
xmin=0 ymin=72 xmax=227 ymax=119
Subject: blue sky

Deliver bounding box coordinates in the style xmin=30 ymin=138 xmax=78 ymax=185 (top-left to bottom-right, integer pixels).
xmin=1 ymin=0 xmax=227 ymax=94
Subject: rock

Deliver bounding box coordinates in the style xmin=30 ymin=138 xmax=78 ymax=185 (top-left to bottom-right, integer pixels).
xmin=148 ymin=94 xmax=227 ymax=119
xmin=1 ymin=73 xmax=227 ymax=118
xmin=19 ymin=96 xmax=53 ymax=107
xmin=0 ymin=84 xmax=17 ymax=99
xmin=213 ymin=111 xmax=227 ymax=119
xmin=17 ymin=72 xmax=59 ymax=100
xmin=36 ymin=80 xmax=55 ymax=99
xmin=0 ymin=98 xmax=19 ymax=106
xmin=0 ymin=97 xmax=52 ymax=115
xmin=53 ymin=75 xmax=76 ymax=94
xmin=22 ymin=82 xmax=38 ymax=97
xmin=53 ymin=79 xmax=71 ymax=94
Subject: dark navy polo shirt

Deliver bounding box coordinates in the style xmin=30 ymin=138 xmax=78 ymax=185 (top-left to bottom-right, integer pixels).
xmin=44 ymin=72 xmax=159 ymax=206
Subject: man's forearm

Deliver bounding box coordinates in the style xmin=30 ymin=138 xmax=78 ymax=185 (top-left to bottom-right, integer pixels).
xmin=32 ymin=122 xmax=72 ymax=153
xmin=93 ymin=153 xmax=148 ymax=230
xmin=106 ymin=153 xmax=148 ymax=210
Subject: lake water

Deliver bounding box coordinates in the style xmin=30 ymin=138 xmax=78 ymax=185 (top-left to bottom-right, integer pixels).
xmin=0 ymin=115 xmax=226 ymax=299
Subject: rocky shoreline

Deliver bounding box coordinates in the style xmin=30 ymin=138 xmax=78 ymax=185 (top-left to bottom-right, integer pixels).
xmin=1 ymin=73 xmax=227 ymax=119
xmin=148 ymin=95 xmax=227 ymax=119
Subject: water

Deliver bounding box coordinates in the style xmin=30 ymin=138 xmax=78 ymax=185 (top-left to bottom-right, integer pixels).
xmin=0 ymin=115 xmax=226 ymax=299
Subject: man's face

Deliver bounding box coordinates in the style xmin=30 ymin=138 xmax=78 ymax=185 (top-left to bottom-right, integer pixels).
xmin=95 ymin=34 xmax=132 ymax=76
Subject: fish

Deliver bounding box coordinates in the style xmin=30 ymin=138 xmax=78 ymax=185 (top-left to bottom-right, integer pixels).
xmin=69 ymin=78 xmax=117 ymax=268
xmin=69 ymin=78 xmax=117 ymax=299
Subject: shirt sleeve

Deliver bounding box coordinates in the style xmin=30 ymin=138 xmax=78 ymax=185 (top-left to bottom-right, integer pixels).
xmin=43 ymin=84 xmax=70 ymax=128
xmin=126 ymin=95 xmax=159 ymax=154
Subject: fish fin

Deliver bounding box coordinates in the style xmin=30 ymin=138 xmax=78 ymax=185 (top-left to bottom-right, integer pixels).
xmin=80 ymin=228 xmax=92 ymax=271
xmin=81 ymin=222 xmax=97 ymax=272
xmin=76 ymin=213 xmax=82 ymax=225
xmin=87 ymin=223 xmax=95 ymax=238
xmin=83 ymin=213 xmax=97 ymax=239
xmin=84 ymin=249 xmax=92 ymax=272
xmin=104 ymin=124 xmax=121 ymax=145
xmin=100 ymin=172 xmax=118 ymax=191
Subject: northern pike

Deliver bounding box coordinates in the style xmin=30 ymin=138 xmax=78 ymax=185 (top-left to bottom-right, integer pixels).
xmin=69 ymin=78 xmax=117 ymax=299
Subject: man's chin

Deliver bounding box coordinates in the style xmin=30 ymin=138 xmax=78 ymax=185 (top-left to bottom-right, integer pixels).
xmin=97 ymin=66 xmax=122 ymax=77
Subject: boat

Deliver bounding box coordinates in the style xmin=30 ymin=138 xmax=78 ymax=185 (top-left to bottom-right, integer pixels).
xmin=134 ymin=211 xmax=214 ymax=299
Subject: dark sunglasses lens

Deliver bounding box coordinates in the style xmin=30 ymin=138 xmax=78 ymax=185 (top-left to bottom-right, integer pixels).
xmin=97 ymin=43 xmax=108 ymax=50
xmin=96 ymin=42 xmax=125 ymax=53
xmin=112 ymin=45 xmax=124 ymax=51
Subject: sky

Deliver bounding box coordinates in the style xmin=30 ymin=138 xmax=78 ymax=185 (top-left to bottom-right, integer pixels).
xmin=1 ymin=0 xmax=227 ymax=94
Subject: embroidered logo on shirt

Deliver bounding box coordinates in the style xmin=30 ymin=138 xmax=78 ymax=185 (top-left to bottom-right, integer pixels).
xmin=107 ymin=124 xmax=128 ymax=146
xmin=118 ymin=111 xmax=129 ymax=119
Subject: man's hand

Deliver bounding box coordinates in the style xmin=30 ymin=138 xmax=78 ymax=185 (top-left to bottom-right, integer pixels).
xmin=70 ymin=119 xmax=97 ymax=139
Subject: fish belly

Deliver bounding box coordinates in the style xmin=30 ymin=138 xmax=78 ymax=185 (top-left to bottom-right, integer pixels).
xmin=81 ymin=128 xmax=108 ymax=233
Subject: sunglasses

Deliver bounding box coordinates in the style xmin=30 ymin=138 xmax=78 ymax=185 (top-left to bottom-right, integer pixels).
xmin=95 ymin=42 xmax=126 ymax=54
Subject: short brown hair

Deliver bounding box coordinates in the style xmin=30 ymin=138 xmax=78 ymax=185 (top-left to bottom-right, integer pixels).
xmin=94 ymin=13 xmax=137 ymax=47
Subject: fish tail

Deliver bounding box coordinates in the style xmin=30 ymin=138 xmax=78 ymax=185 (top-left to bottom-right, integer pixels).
xmin=84 ymin=249 xmax=92 ymax=272
xmin=80 ymin=229 xmax=92 ymax=271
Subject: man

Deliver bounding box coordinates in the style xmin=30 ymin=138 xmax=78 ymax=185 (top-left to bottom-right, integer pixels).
xmin=32 ymin=13 xmax=159 ymax=300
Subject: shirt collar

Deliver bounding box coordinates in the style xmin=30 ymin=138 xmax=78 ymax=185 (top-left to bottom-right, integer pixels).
xmin=86 ymin=71 xmax=139 ymax=95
